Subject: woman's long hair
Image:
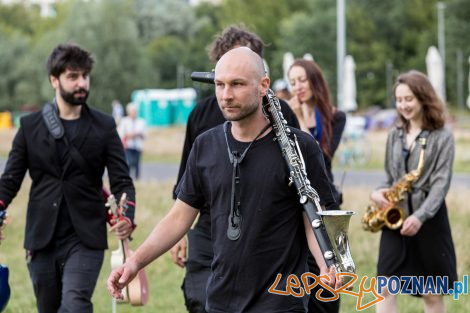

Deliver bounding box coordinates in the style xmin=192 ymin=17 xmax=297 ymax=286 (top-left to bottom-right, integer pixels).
xmin=290 ymin=59 xmax=335 ymax=158
xmin=393 ymin=70 xmax=445 ymax=131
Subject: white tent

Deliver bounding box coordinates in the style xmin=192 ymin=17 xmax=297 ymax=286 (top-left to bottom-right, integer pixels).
xmin=426 ymin=46 xmax=446 ymax=102
xmin=467 ymin=56 xmax=470 ymax=110
xmin=282 ymin=52 xmax=295 ymax=89
xmin=342 ymin=55 xmax=358 ymax=112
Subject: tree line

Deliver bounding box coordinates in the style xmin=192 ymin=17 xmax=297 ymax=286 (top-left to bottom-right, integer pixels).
xmin=0 ymin=0 xmax=469 ymax=113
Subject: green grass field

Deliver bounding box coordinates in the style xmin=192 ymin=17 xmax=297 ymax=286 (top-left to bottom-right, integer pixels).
xmin=0 ymin=108 xmax=469 ymax=312
xmin=1 ymin=179 xmax=469 ymax=313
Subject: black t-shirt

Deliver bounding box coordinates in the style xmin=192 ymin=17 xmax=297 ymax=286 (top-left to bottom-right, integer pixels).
xmin=174 ymin=95 xmax=300 ymax=235
xmin=177 ymin=124 xmax=336 ymax=313
xmin=53 ymin=118 xmax=81 ymax=240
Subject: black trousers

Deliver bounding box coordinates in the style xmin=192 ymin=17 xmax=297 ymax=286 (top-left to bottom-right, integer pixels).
xmin=27 ymin=236 xmax=104 ymax=313
xmin=182 ymin=229 xmax=212 ymax=313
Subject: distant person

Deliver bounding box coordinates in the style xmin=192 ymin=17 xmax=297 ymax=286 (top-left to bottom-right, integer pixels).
xmin=287 ymin=58 xmax=346 ymax=313
xmin=169 ymin=25 xmax=299 ymax=313
xmin=108 ymin=46 xmax=341 ymax=313
xmin=273 ymin=78 xmax=291 ymax=101
xmin=119 ymin=102 xmax=146 ymax=180
xmin=370 ymin=70 xmax=456 ymax=313
xmin=0 ymin=43 xmax=136 ymax=313
xmin=112 ymin=99 xmax=124 ymax=125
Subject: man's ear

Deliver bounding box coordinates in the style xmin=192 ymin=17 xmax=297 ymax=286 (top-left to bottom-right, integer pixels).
xmin=49 ymin=75 xmax=58 ymax=88
xmin=260 ymin=76 xmax=271 ymax=96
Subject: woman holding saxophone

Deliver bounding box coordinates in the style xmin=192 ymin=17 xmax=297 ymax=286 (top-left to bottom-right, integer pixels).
xmin=370 ymin=70 xmax=457 ymax=313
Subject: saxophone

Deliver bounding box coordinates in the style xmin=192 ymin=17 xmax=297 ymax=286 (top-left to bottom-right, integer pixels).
xmin=362 ymin=136 xmax=427 ymax=232
xmin=191 ymin=72 xmax=356 ymax=284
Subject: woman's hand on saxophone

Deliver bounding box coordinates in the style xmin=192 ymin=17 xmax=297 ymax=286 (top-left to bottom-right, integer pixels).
xmin=400 ymin=215 xmax=422 ymax=236
xmin=370 ymin=188 xmax=391 ymax=209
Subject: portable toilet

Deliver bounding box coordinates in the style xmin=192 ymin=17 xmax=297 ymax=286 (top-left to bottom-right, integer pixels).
xmin=172 ymin=88 xmax=197 ymax=125
xmin=131 ymin=89 xmax=173 ymax=127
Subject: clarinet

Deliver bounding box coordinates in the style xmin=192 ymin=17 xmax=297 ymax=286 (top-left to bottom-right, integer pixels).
xmin=262 ymin=89 xmax=356 ymax=283
xmin=190 ymin=72 xmax=356 ymax=283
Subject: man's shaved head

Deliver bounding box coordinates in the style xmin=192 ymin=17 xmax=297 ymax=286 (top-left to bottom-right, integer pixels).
xmin=215 ymin=47 xmax=266 ymax=83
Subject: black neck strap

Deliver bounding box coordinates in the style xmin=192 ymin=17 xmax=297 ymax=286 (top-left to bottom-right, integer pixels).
xmin=223 ymin=121 xmax=270 ymax=240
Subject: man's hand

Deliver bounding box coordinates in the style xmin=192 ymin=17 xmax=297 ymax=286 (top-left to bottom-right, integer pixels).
xmin=170 ymin=237 xmax=187 ymax=268
xmin=109 ymin=218 xmax=134 ymax=240
xmin=107 ymin=258 xmax=139 ymax=299
xmin=319 ymin=266 xmax=344 ymax=290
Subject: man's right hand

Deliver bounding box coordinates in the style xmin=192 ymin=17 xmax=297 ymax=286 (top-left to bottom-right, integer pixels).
xmin=170 ymin=237 xmax=187 ymax=268
xmin=107 ymin=258 xmax=139 ymax=300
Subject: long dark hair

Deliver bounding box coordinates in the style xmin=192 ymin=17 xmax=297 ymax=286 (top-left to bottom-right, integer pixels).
xmin=393 ymin=70 xmax=445 ymax=131
xmin=289 ymin=59 xmax=335 ymax=158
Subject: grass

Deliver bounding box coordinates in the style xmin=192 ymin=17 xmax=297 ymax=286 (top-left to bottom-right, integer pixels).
xmin=0 ymin=108 xmax=469 ymax=312
xmin=1 ymin=179 xmax=469 ymax=312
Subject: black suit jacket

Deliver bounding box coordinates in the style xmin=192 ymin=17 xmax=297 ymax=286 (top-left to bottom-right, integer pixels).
xmin=0 ymin=103 xmax=135 ymax=250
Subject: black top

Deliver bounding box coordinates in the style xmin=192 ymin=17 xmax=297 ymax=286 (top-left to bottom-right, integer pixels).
xmin=174 ymin=95 xmax=300 ymax=234
xmin=309 ymin=110 xmax=346 ymax=183
xmin=177 ymin=125 xmax=336 ymax=313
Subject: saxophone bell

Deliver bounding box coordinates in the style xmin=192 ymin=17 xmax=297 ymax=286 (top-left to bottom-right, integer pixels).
xmin=361 ymin=204 xmax=404 ymax=232
xmin=318 ymin=210 xmax=356 ymax=285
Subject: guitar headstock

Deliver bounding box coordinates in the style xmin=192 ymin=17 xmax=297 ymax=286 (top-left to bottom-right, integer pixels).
xmin=105 ymin=193 xmax=128 ymax=221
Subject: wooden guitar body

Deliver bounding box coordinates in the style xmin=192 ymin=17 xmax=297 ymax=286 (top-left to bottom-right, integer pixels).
xmin=110 ymin=239 xmax=148 ymax=306
xmin=122 ymin=239 xmax=148 ymax=306
xmin=107 ymin=192 xmax=148 ymax=307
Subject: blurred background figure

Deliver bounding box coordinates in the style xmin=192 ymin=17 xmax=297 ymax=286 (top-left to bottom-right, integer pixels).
xmin=273 ymin=78 xmax=291 ymax=101
xmin=287 ymin=58 xmax=346 ymax=313
xmin=119 ymin=102 xmax=146 ymax=180
xmin=111 ymin=99 xmax=124 ymax=125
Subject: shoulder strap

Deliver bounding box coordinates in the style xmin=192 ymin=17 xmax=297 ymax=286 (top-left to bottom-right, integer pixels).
xmin=42 ymin=102 xmax=95 ymax=184
xmin=42 ymin=102 xmax=64 ymax=139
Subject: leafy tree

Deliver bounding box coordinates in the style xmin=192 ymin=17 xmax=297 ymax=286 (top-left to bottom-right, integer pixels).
xmin=445 ymin=0 xmax=470 ymax=106
xmin=135 ymin=0 xmax=198 ymax=43
xmin=217 ymin=0 xmax=310 ymax=79
xmin=0 ymin=31 xmax=31 ymax=110
xmin=42 ymin=0 xmax=151 ymax=112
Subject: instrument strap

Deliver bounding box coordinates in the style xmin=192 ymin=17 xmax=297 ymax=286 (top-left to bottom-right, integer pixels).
xmin=223 ymin=121 xmax=270 ymax=240
xmin=42 ymin=101 xmax=95 ymax=185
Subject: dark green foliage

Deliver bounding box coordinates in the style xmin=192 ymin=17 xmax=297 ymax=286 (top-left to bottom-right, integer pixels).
xmin=0 ymin=0 xmax=469 ymax=111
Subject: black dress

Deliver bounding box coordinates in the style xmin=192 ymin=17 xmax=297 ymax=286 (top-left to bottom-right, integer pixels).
xmin=377 ymin=128 xmax=457 ymax=295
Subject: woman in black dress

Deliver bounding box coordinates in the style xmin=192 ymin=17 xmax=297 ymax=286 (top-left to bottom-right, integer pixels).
xmin=370 ymin=70 xmax=457 ymax=313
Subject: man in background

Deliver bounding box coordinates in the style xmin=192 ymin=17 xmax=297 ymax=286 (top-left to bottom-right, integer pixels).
xmin=119 ymin=102 xmax=146 ymax=180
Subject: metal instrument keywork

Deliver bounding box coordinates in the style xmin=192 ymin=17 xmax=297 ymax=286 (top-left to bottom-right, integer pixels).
xmin=362 ymin=136 xmax=428 ymax=232
xmin=262 ymin=90 xmax=356 ymax=284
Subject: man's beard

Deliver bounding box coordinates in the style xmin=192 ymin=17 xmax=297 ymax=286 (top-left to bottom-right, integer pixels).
xmin=59 ymin=84 xmax=89 ymax=106
xmin=222 ymin=102 xmax=258 ymax=122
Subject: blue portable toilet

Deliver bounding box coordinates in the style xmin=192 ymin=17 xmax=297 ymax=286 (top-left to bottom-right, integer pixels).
xmin=131 ymin=89 xmax=173 ymax=127
xmin=172 ymin=88 xmax=197 ymax=125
